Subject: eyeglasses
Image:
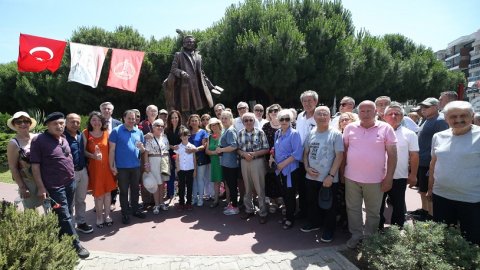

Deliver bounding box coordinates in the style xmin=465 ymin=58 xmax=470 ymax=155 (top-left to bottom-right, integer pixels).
xmin=243 ymin=119 xmax=254 ymax=123
xmin=279 ymin=117 xmax=291 ymax=122
xmin=254 ymin=109 xmax=263 ymax=112
xmin=14 ymin=119 xmax=32 ymax=125
xmin=421 ymin=105 xmax=431 ymax=109
xmin=268 ymin=109 xmax=279 ymax=113
xmin=340 ymin=103 xmax=351 ymax=107
xmin=386 ymin=112 xmax=403 ymax=116
xmin=153 ymin=125 xmax=165 ymax=128
xmin=238 ymin=107 xmax=247 ymax=110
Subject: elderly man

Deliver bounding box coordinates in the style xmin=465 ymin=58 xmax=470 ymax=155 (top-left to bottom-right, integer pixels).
xmin=31 ymin=112 xmax=90 ymax=258
xmin=109 ymin=110 xmax=147 ymax=225
xmin=438 ymin=90 xmax=458 ymax=110
xmin=302 ymin=106 xmax=344 ymax=243
xmin=427 ymin=101 xmax=480 ymax=245
xmin=237 ymin=112 xmax=270 ymax=224
xmin=253 ymin=104 xmax=268 ymax=127
xmin=100 ymin=101 xmax=122 ymax=210
xmin=343 ymin=100 xmax=397 ymax=249
xmin=379 ymin=102 xmax=419 ymax=229
xmin=375 ymin=96 xmax=418 ymax=132
xmin=214 ymin=103 xmax=225 ymax=119
xmin=410 ymin=97 xmax=448 ymax=221
xmin=296 ymin=90 xmax=319 ymax=218
xmin=234 ymin=101 xmax=260 ymax=131
xmin=139 ymin=105 xmax=159 ymax=135
xmin=65 ymin=113 xmax=93 ymax=234
xmin=330 ymin=96 xmax=356 ymax=128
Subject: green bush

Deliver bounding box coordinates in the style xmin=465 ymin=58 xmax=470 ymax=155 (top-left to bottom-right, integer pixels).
xmin=360 ymin=221 xmax=480 ymax=270
xmin=0 ymin=133 xmax=15 ymax=166
xmin=0 ymin=200 xmax=78 ymax=270
xmin=0 ymin=113 xmax=13 ymax=134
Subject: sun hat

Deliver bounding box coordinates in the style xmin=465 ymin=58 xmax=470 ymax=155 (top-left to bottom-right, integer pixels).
xmin=159 ymin=109 xmax=168 ymax=115
xmin=142 ymin=172 xmax=158 ymax=194
xmin=206 ymin=117 xmax=222 ymax=132
xmin=7 ymin=111 xmax=37 ymax=132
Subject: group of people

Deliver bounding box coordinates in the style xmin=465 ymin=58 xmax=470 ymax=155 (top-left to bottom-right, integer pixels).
xmin=6 ymin=90 xmax=480 ymax=259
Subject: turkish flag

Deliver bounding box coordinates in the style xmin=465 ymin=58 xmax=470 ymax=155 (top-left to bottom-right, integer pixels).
xmin=106 ymin=49 xmax=144 ymax=92
xmin=17 ymin=33 xmax=67 ymax=73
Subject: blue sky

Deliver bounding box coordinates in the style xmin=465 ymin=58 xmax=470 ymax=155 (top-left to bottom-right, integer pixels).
xmin=1 ymin=0 xmax=479 ymax=64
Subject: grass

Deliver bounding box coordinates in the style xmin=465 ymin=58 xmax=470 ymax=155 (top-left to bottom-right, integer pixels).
xmin=0 ymin=165 xmax=14 ymax=184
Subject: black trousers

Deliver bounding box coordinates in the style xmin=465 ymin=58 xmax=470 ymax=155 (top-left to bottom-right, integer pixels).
xmin=306 ymin=180 xmax=338 ymax=233
xmin=379 ymin=178 xmax=407 ymax=228
xmin=297 ymin=163 xmax=307 ymax=215
xmin=178 ymin=170 xmax=194 ymax=205
xmin=279 ymin=168 xmax=299 ymax=223
xmin=222 ymin=166 xmax=239 ymax=207
xmin=117 ymin=168 xmax=141 ymax=215
xmin=433 ymin=193 xmax=480 ymax=245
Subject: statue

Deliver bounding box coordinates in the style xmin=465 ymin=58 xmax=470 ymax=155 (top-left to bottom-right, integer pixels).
xmin=163 ymin=35 xmax=223 ymax=114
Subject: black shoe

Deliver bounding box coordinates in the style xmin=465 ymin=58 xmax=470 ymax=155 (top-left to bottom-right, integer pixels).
xmin=75 ymin=244 xmax=90 ymax=259
xmin=294 ymin=211 xmax=307 ymax=220
xmin=122 ymin=214 xmax=130 ymax=224
xmin=407 ymin=208 xmax=428 ymax=216
xmin=320 ymin=230 xmax=334 ymax=243
xmin=76 ymin=223 xmax=93 ymax=234
xmin=240 ymin=212 xmax=255 ymax=220
xmin=300 ymin=223 xmax=320 ymax=233
xmin=133 ymin=211 xmax=146 ymax=219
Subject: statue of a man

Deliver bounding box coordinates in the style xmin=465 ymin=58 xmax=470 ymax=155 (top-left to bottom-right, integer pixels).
xmin=163 ymin=35 xmax=222 ymax=113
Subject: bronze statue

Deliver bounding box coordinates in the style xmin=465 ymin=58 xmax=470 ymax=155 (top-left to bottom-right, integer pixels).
xmin=163 ymin=35 xmax=223 ymax=114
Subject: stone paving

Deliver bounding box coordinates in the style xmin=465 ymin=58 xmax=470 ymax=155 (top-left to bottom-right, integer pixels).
xmin=76 ymin=246 xmax=359 ymax=270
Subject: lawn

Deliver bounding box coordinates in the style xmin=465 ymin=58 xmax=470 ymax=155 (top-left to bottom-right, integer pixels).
xmin=0 ymin=165 xmax=13 ymax=184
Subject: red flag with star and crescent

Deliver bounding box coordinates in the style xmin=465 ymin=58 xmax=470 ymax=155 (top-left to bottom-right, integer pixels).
xmin=17 ymin=33 xmax=67 ymax=73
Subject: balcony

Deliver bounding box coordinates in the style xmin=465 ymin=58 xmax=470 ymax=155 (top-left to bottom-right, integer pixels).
xmin=469 ymin=62 xmax=480 ymax=69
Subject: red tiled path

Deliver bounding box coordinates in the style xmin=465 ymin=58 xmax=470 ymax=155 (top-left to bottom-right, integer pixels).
xmin=0 ymin=182 xmax=421 ymax=256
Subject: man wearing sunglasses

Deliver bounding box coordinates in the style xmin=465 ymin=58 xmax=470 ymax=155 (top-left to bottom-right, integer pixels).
xmin=330 ymin=96 xmax=357 ymax=129
xmin=234 ymin=101 xmax=260 ymax=132
xmin=237 ymin=113 xmax=270 ymax=224
xmin=31 ymin=112 xmax=90 ymax=259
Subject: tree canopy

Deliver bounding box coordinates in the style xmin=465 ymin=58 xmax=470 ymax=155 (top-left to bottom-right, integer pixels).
xmin=0 ymin=0 xmax=465 ymax=116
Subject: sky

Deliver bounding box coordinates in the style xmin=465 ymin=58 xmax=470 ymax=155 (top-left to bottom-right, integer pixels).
xmin=1 ymin=0 xmax=479 ymax=64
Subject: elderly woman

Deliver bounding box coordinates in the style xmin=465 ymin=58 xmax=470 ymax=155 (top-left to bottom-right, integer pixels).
xmin=143 ymin=119 xmax=170 ymax=214
xmin=205 ymin=118 xmax=224 ymax=207
xmin=337 ymin=112 xmax=358 ymax=133
xmin=187 ymin=114 xmax=210 ymax=207
xmin=6 ymin=111 xmax=42 ymax=210
xmin=428 ymin=101 xmax=480 ymax=245
xmin=262 ymin=104 xmax=283 ymax=213
xmin=217 ymin=110 xmax=240 ymax=215
xmin=269 ymin=109 xmax=303 ymax=229
xmin=83 ymin=111 xmax=117 ymax=228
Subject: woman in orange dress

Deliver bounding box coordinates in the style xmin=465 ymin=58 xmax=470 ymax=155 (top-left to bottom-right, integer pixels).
xmin=83 ymin=111 xmax=117 ymax=228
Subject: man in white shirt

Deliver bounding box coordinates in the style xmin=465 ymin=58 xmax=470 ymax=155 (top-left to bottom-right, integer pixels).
xmin=253 ymin=104 xmax=268 ymax=128
xmin=295 ymin=90 xmax=319 ymax=218
xmin=330 ymin=96 xmax=357 ymax=129
xmin=234 ymin=101 xmax=260 ymax=132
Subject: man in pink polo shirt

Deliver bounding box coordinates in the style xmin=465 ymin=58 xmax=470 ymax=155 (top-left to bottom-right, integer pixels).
xmin=342 ymin=100 xmax=397 ymax=249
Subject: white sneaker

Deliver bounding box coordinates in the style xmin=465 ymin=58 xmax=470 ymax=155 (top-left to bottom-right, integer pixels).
xmin=223 ymin=205 xmax=240 ymax=215
xmin=153 ymin=206 xmax=160 ymax=215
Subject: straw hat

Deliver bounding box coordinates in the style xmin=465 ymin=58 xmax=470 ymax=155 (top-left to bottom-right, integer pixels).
xmin=206 ymin=117 xmax=222 ymax=132
xmin=7 ymin=111 xmax=37 ymax=132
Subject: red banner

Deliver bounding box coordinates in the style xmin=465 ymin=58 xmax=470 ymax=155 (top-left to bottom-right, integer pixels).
xmin=106 ymin=49 xmax=144 ymax=92
xmin=17 ymin=33 xmax=67 ymax=73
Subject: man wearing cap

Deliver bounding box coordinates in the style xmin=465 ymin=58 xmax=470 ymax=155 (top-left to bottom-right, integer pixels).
xmin=158 ymin=109 xmax=168 ymax=123
xmin=342 ymin=101 xmax=397 ymax=249
xmin=30 ymin=112 xmax=90 ymax=259
xmin=65 ymin=113 xmax=93 ymax=234
xmin=410 ymin=97 xmax=448 ymax=220
xmin=109 ymin=110 xmax=147 ymax=225
xmin=301 ymin=106 xmax=344 ymax=243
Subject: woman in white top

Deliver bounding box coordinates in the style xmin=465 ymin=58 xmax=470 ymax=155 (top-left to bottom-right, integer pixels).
xmin=143 ymin=119 xmax=170 ymax=214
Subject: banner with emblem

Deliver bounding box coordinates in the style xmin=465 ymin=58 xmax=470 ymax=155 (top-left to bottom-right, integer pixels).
xmin=106 ymin=49 xmax=144 ymax=92
xmin=68 ymin=43 xmax=108 ymax=88
xmin=17 ymin=33 xmax=67 ymax=73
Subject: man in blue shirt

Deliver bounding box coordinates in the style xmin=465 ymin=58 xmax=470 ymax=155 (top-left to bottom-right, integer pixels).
xmin=65 ymin=113 xmax=93 ymax=234
xmin=109 ymin=110 xmax=147 ymax=224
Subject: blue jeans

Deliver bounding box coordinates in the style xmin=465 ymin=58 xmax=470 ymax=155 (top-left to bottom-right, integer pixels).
xmin=47 ymin=179 xmax=80 ymax=248
xmin=192 ymin=164 xmax=208 ymax=203
xmin=167 ymin=160 xmax=176 ymax=197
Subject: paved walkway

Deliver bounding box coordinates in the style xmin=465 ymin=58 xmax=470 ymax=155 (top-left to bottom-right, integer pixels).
xmin=76 ymin=247 xmax=358 ymax=270
xmin=1 ymin=181 xmax=422 ymax=269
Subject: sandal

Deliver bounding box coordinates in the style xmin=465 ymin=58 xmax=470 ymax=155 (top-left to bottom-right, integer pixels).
xmin=283 ymin=220 xmax=293 ymax=230
xmin=105 ymin=218 xmax=113 ymax=227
